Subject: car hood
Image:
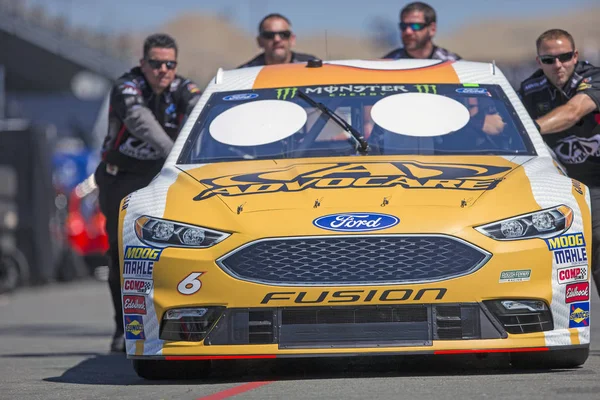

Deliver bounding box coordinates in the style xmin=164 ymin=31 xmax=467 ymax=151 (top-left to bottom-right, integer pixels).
xmin=178 ymin=155 xmax=535 ymax=213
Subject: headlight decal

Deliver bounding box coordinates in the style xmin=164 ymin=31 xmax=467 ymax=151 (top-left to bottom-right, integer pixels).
xmin=135 ymin=216 xmax=229 ymax=249
xmin=474 ymin=205 xmax=573 ymax=241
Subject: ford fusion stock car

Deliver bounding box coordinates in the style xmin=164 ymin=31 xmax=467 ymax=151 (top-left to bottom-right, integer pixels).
xmin=120 ymin=59 xmax=591 ymax=379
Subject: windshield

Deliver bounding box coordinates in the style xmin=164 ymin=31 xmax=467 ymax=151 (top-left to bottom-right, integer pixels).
xmin=178 ymin=84 xmax=536 ymax=164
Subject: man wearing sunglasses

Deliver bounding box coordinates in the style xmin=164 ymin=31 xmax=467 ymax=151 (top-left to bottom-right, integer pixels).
xmin=383 ymin=2 xmax=460 ymax=61
xmin=94 ymin=33 xmax=201 ymax=352
xmin=238 ymin=13 xmax=317 ymax=68
xmin=519 ymin=29 xmax=600 ymax=296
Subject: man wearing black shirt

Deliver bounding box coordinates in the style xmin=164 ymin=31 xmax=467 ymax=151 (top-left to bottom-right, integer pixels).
xmin=95 ymin=33 xmax=201 ymax=352
xmin=238 ymin=13 xmax=317 ymax=68
xmin=519 ymin=29 xmax=600 ymax=295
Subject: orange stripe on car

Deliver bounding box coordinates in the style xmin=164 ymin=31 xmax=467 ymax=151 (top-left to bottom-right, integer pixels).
xmin=253 ymin=62 xmax=460 ymax=88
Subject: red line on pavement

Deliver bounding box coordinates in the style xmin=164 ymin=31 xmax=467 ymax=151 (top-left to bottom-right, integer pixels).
xmin=434 ymin=347 xmax=549 ymax=355
xmin=196 ymin=381 xmax=275 ymax=400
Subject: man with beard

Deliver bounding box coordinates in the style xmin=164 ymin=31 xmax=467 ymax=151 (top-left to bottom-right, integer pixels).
xmin=238 ymin=13 xmax=317 ymax=68
xmin=519 ymin=29 xmax=600 ymax=296
xmin=383 ymin=2 xmax=460 ymax=61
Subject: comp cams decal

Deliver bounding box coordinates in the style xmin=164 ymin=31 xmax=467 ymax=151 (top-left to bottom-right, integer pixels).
xmin=123 ymin=278 xmax=153 ymax=295
xmin=545 ymin=232 xmax=587 ymax=267
xmin=557 ymin=265 xmax=588 ymax=285
xmin=123 ymin=246 xmax=163 ymax=278
xmin=193 ymin=161 xmax=511 ymax=201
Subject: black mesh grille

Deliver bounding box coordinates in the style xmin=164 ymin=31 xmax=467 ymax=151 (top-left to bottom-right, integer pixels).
xmin=218 ymin=235 xmax=488 ymax=285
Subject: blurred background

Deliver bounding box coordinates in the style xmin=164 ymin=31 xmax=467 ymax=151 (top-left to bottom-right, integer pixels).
xmin=1 ymin=0 xmax=599 ymax=293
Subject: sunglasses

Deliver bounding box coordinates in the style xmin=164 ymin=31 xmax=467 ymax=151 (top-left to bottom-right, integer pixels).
xmin=399 ymin=22 xmax=430 ymax=32
xmin=539 ymin=51 xmax=575 ymax=65
xmin=260 ymin=30 xmax=292 ymax=40
xmin=146 ymin=59 xmax=178 ymax=70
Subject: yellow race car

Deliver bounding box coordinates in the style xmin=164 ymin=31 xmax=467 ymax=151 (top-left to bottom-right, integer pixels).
xmin=119 ymin=59 xmax=591 ymax=380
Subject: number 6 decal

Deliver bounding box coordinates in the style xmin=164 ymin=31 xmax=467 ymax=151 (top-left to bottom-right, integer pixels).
xmin=178 ymin=272 xmax=205 ymax=295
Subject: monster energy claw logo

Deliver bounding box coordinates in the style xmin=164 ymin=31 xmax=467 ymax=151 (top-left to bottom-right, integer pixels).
xmin=276 ymin=88 xmax=298 ymax=100
xmin=415 ymin=85 xmax=437 ymax=94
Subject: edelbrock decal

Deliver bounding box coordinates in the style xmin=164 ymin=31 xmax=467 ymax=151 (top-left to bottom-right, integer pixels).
xmin=223 ymin=93 xmax=259 ymax=101
xmin=313 ymin=213 xmax=399 ymax=232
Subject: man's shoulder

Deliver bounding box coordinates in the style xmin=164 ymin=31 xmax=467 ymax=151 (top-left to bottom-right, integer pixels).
xmin=112 ymin=68 xmax=146 ymax=100
xmin=114 ymin=67 xmax=145 ymax=88
xmin=169 ymin=75 xmax=201 ymax=95
xmin=291 ymin=52 xmax=318 ymax=62
xmin=431 ymin=46 xmax=461 ymax=61
xmin=238 ymin=54 xmax=265 ymax=69
xmin=382 ymin=48 xmax=405 ymax=59
xmin=575 ymin=60 xmax=600 ymax=78
xmin=519 ymin=69 xmax=548 ymax=96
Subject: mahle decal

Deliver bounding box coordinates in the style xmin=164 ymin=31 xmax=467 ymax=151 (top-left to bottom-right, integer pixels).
xmin=193 ymin=161 xmax=510 ymax=201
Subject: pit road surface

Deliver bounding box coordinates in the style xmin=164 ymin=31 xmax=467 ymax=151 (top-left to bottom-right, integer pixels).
xmin=1 ymin=279 xmax=598 ymax=400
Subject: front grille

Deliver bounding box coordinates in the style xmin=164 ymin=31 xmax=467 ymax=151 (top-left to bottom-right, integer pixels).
xmin=203 ymin=304 xmax=500 ymax=347
xmin=434 ymin=305 xmax=481 ymax=340
xmin=484 ymin=300 xmax=553 ymax=334
xmin=218 ymin=235 xmax=489 ymax=285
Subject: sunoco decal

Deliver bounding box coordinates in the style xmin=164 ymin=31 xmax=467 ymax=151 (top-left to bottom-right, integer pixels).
xmin=194 ymin=161 xmax=510 ymax=201
xmin=124 ymin=315 xmax=145 ymax=340
xmin=568 ymin=302 xmax=590 ymax=328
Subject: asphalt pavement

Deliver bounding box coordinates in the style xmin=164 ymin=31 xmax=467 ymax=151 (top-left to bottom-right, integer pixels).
xmin=0 ymin=279 xmax=599 ymax=400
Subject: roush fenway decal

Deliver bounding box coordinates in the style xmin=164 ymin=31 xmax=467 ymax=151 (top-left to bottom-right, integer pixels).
xmin=123 ymin=295 xmax=147 ymax=315
xmin=565 ymin=282 xmax=590 ymax=303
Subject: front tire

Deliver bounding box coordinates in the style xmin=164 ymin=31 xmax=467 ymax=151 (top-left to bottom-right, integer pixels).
xmin=132 ymin=359 xmax=211 ymax=380
xmin=510 ymin=347 xmax=589 ymax=369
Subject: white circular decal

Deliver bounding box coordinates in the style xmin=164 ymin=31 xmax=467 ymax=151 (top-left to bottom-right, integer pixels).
xmin=370 ymin=93 xmax=470 ymax=137
xmin=209 ymin=100 xmax=307 ymax=146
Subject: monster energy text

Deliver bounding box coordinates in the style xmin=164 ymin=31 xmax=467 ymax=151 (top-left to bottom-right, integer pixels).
xmin=415 ymin=85 xmax=437 ymax=94
xmin=276 ymin=88 xmax=298 ymax=100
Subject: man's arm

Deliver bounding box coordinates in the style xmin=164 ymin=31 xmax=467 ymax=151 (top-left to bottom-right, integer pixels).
xmin=112 ymin=82 xmax=174 ymax=157
xmin=536 ymin=93 xmax=598 ymax=135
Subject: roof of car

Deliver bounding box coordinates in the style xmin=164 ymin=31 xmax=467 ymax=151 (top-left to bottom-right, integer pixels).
xmin=215 ymin=59 xmax=502 ymax=88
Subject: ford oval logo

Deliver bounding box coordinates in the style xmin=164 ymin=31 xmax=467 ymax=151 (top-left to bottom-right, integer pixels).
xmin=313 ymin=213 xmax=399 ymax=232
xmin=223 ymin=93 xmax=259 ymax=101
